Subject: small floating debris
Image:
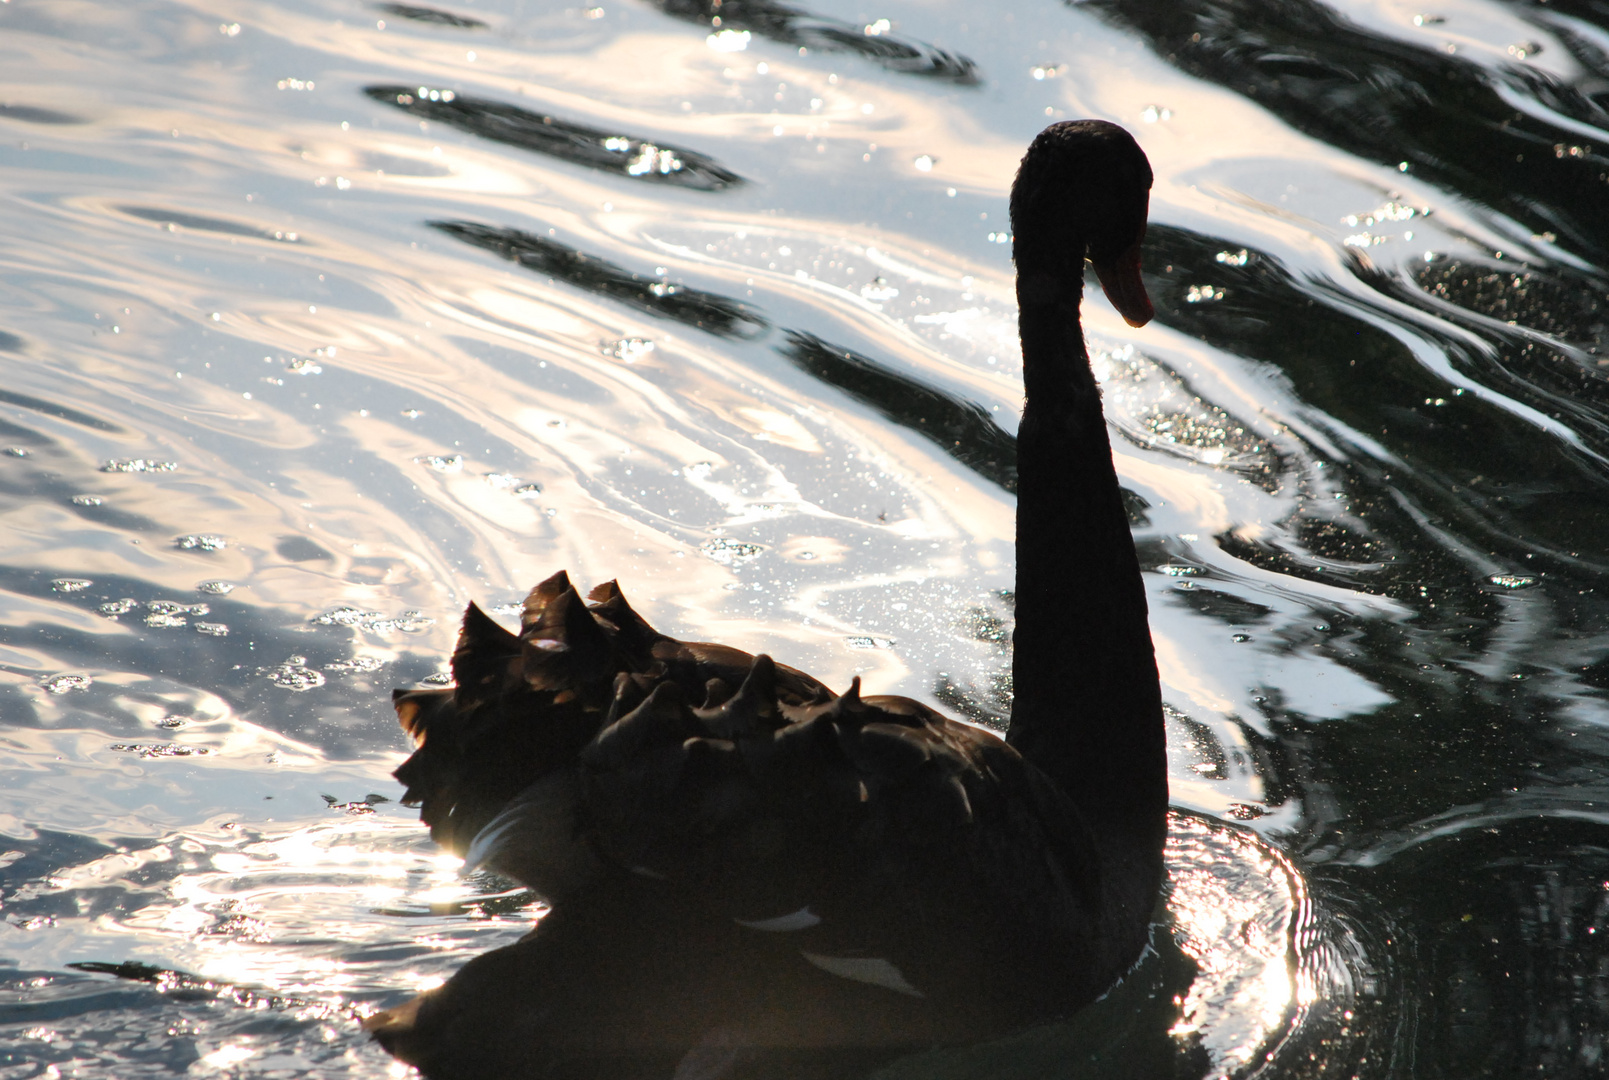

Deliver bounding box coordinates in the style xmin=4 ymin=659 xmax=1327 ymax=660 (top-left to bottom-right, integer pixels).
xmin=286 ymin=357 xmax=322 ymax=374
xmin=102 ymin=458 xmax=177 ymax=473
xmin=5 ymin=447 xmax=29 ymax=457
xmin=41 ymin=673 xmax=92 ymax=694
xmin=322 ymin=793 xmax=381 ymax=815
xmin=376 ymin=3 xmax=489 ymax=29
xmin=51 ymin=578 xmax=91 ymax=592
xmin=1486 ymin=573 xmax=1538 ymax=589
xmin=417 ymin=453 xmax=464 ymax=472
xmin=175 ymin=534 xmax=227 ymax=551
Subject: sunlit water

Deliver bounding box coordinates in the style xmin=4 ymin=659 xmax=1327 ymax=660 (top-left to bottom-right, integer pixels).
xmin=2 ymin=0 xmax=1607 ymax=1076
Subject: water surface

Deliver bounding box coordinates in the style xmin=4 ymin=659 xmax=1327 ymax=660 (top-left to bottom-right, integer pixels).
xmin=1 ymin=0 xmax=1607 ymax=1076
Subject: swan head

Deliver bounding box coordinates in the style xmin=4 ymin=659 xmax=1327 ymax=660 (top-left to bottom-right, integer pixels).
xmin=1010 ymin=120 xmax=1154 ymax=327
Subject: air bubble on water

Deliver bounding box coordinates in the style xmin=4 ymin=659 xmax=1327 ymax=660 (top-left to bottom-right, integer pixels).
xmin=261 ymin=657 xmax=325 ymax=691
xmin=195 ymin=622 xmax=229 ymax=636
xmin=145 ymin=612 xmax=187 ymax=628
xmin=1185 ymin=285 xmax=1225 ymax=303
xmin=175 ymin=534 xmax=227 ymax=551
xmin=150 ymin=600 xmax=209 ymax=615
xmin=514 ymin=483 xmax=543 ymax=498
xmin=324 ymin=656 xmax=385 ymax=674
xmin=311 ymin=606 xmax=384 ymax=628
xmin=42 ymin=673 xmax=92 ymax=694
xmin=701 ymin=537 xmax=764 ymax=565
xmin=157 ymin=715 xmax=188 ymax=729
xmin=1214 ymin=250 xmax=1249 ymax=267
xmin=197 ymin=581 xmax=235 ymax=595
xmin=859 ymin=277 xmax=899 ymax=302
xmin=394 ymin=611 xmax=435 ymax=633
xmin=707 ymin=28 xmax=751 ymax=51
xmin=102 ymin=459 xmax=177 ymax=473
xmin=402 ymin=409 xmax=423 ymax=419
xmin=607 ymin=338 xmax=655 ymax=362
xmin=99 ymin=599 xmax=138 ymax=617
xmin=845 ymin=636 xmax=896 ymax=649
xmin=312 ymin=606 xmax=432 ymax=635
xmin=5 ymin=447 xmax=29 ymax=457
xmin=417 ymin=454 xmax=464 ymax=472
xmin=287 ymin=357 xmax=323 ymax=375
xmin=71 ymin=495 xmax=103 ymax=506
xmin=52 ymin=578 xmax=91 ymax=592
xmin=421 ymin=671 xmax=454 ymax=686
xmin=109 ymin=743 xmax=209 ymax=758
xmin=486 ymin=473 xmax=522 ymax=489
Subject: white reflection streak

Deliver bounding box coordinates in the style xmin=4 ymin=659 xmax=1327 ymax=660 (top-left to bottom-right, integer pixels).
xmin=1166 ymin=814 xmax=1312 ymax=1072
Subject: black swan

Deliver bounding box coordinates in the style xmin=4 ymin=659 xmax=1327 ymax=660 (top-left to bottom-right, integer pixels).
xmin=365 ymin=120 xmax=1166 ymax=1079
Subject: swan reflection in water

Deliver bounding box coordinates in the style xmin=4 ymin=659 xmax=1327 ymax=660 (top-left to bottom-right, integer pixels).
xmin=360 ymin=123 xmax=1357 ymax=1080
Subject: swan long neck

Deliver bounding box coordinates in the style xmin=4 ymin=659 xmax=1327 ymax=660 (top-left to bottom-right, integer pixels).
xmin=1005 ymin=271 xmax=1167 ymax=850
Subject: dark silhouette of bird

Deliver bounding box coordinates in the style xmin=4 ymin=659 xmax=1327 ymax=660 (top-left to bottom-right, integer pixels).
xmin=365 ymin=119 xmax=1167 ymax=1080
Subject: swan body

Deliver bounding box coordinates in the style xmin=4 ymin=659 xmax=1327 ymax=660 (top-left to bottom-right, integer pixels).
xmin=367 ymin=120 xmax=1166 ymax=1079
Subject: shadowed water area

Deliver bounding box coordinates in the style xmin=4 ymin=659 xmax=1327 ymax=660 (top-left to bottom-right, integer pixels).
xmin=0 ymin=0 xmax=1607 ymax=1076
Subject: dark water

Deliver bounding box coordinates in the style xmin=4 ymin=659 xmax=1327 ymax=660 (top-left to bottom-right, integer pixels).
xmin=1 ymin=0 xmax=1606 ymax=1076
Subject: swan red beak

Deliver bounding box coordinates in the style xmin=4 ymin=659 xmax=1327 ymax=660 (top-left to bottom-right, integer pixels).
xmin=1092 ymin=240 xmax=1153 ymax=328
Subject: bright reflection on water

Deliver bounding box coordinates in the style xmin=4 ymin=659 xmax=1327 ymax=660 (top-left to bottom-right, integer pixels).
xmin=2 ymin=0 xmax=1608 ymax=1075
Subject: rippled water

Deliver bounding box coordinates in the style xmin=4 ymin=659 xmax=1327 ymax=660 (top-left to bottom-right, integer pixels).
xmin=1 ymin=0 xmax=1607 ymax=1075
